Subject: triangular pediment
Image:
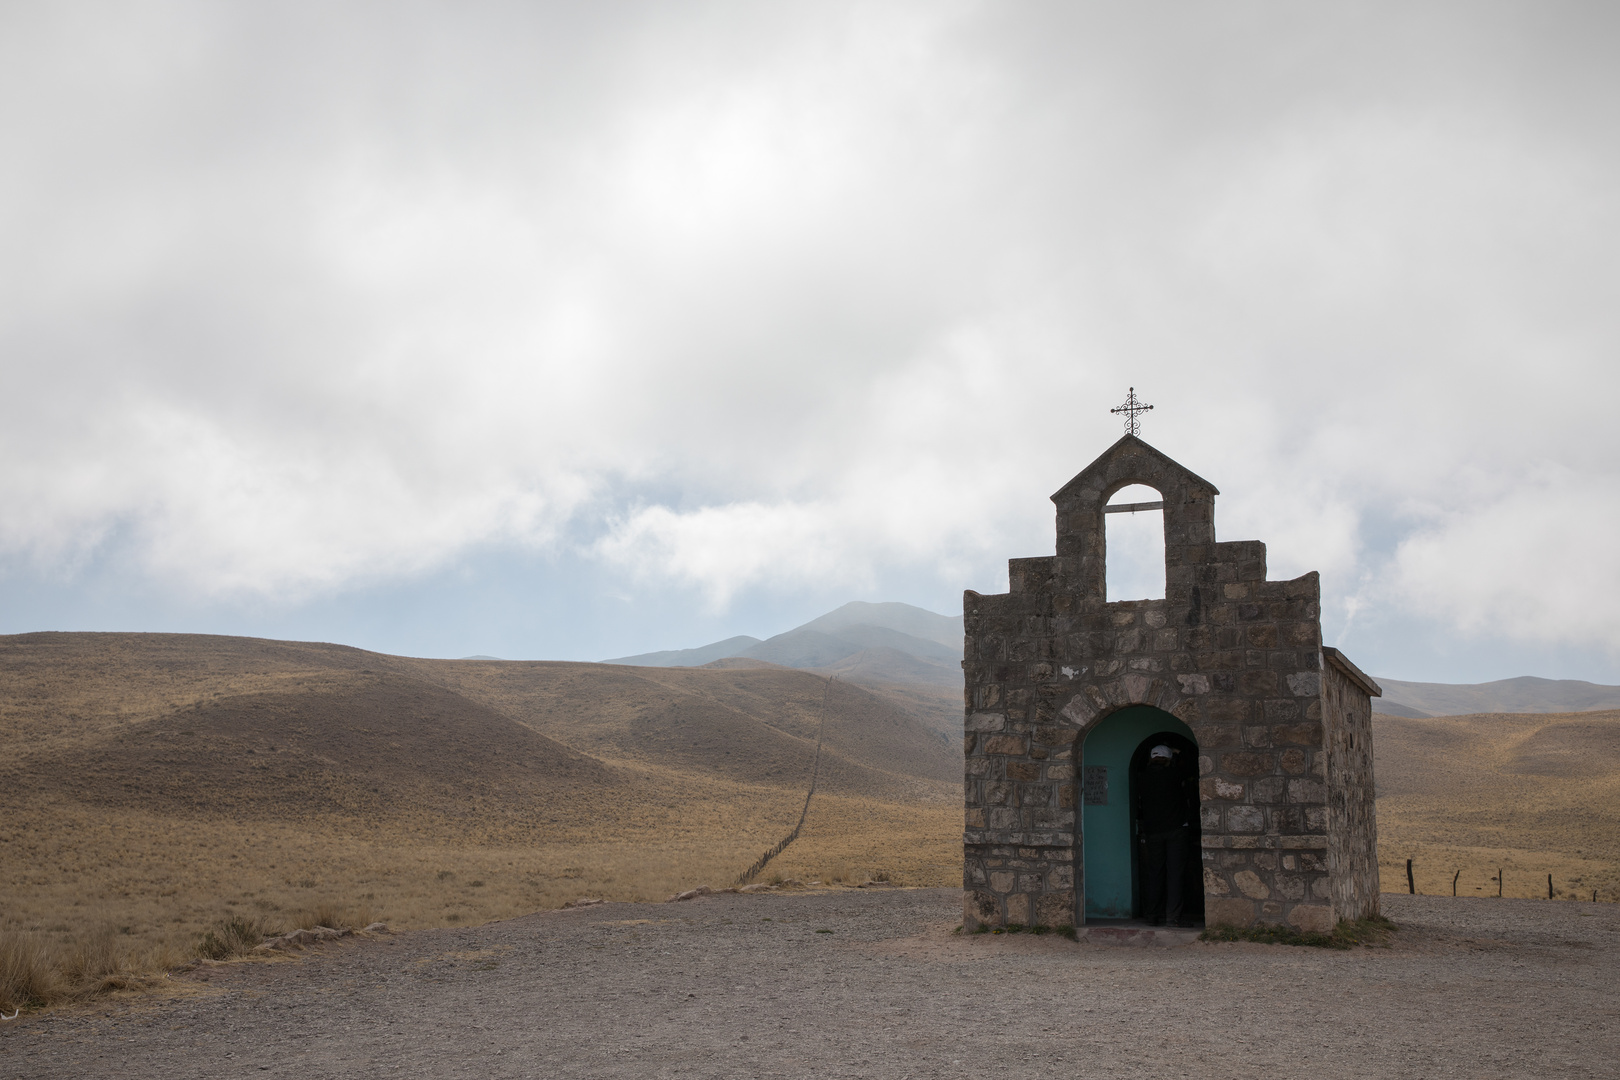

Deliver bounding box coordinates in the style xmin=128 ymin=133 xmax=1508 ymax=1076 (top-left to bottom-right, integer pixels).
xmin=1050 ymin=434 xmax=1219 ymax=503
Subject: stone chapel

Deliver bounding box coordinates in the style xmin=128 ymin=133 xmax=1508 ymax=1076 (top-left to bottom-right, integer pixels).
xmin=962 ymin=434 xmax=1382 ymax=932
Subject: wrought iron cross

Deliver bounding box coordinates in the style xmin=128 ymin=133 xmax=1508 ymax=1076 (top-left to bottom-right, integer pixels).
xmin=1110 ymin=387 xmax=1153 ymax=436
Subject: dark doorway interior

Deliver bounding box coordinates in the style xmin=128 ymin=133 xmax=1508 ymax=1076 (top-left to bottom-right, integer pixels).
xmin=1128 ymin=731 xmax=1204 ymax=926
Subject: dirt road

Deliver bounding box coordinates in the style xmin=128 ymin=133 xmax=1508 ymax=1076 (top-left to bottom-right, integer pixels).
xmin=4 ymin=889 xmax=1616 ymax=1079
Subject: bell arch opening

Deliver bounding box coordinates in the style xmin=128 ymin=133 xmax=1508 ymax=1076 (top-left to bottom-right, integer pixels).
xmin=1079 ymin=705 xmax=1203 ymax=925
xmin=1104 ymin=483 xmax=1165 ymax=601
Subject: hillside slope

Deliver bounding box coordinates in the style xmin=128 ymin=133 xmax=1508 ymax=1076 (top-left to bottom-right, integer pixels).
xmin=1371 ymin=708 xmax=1620 ymax=898
xmin=1375 ymin=676 xmax=1620 ymax=717
xmin=0 ymin=632 xmax=962 ymax=958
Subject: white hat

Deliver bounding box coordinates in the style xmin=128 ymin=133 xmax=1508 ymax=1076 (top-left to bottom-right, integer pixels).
xmin=1149 ymin=744 xmax=1173 ymax=760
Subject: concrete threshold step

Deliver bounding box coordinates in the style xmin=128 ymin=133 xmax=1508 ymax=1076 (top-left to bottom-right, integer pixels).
xmin=1078 ymin=925 xmax=1201 ymax=946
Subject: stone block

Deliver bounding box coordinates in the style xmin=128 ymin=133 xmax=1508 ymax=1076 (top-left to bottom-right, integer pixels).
xmin=964 ymin=808 xmax=986 ymax=828
xmin=1203 ymin=697 xmax=1250 ymax=723
xmin=1278 ymin=748 xmax=1308 ymax=774
xmin=1245 ymin=624 xmax=1278 ymax=648
xmin=1250 ymin=777 xmax=1284 ymax=804
xmin=1036 ymin=891 xmax=1075 ymax=928
xmin=1221 ymin=751 xmax=1273 ymax=776
xmin=1006 ymin=761 xmax=1041 ymax=781
xmin=978 ymin=731 xmax=1017 ymax=757
xmin=964 ymin=890 xmax=1001 ymax=930
xmin=1274 ymin=721 xmax=1323 ymax=746
xmin=1177 ymin=673 xmax=1211 ymax=694
xmin=1286 ymin=904 xmax=1334 ymax=933
xmin=1233 ymin=870 xmax=1270 ymax=899
xmin=965 ymin=712 xmax=1007 ymax=732
xmin=1263 ymin=696 xmax=1302 ymax=722
xmin=1205 ymin=898 xmax=1254 ymax=927
xmin=1226 ymin=806 xmax=1265 ymax=833
xmin=1286 ymin=671 xmax=1321 ymax=696
xmin=1287 ymin=778 xmax=1327 ymax=804
xmin=1274 ymin=874 xmax=1305 ymax=900
xmin=989 ymin=871 xmax=1015 ymax=894
xmin=1032 ymin=808 xmax=1074 ymax=829
xmin=1240 ymin=669 xmax=1278 ymax=695
xmin=1006 ymin=893 xmax=1031 ymax=925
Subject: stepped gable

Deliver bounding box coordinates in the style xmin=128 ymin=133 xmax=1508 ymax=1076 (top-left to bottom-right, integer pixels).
xmin=962 ymin=434 xmax=1382 ymax=932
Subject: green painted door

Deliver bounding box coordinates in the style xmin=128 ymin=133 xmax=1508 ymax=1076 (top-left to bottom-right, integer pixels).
xmin=1081 ymin=705 xmax=1195 ymax=920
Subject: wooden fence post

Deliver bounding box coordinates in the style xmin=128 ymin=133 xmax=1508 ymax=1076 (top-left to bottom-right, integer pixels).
xmin=1406 ymin=859 xmax=1414 ymax=895
xmin=1498 ymin=869 xmax=1503 ymax=898
xmin=1452 ymin=869 xmax=1460 ymax=897
xmin=1548 ymin=874 xmax=1554 ymax=900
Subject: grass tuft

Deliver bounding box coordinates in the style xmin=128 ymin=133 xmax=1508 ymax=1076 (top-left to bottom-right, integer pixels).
xmin=283 ymin=903 xmax=373 ymax=933
xmin=0 ymin=926 xmax=181 ymax=1012
xmin=195 ymin=916 xmax=272 ymax=960
xmin=0 ymin=932 xmax=64 ymax=1012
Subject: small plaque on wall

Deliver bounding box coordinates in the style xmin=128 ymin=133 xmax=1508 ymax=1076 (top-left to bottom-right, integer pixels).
xmin=1082 ymin=766 xmax=1109 ymax=805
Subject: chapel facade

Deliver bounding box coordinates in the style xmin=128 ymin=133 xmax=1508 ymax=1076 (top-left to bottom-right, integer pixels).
xmin=962 ymin=434 xmax=1382 ymax=932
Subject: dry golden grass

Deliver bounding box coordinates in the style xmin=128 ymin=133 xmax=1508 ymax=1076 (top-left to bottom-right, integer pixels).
xmin=0 ymin=631 xmax=959 ymax=1011
xmin=1373 ymin=709 xmax=1620 ymax=901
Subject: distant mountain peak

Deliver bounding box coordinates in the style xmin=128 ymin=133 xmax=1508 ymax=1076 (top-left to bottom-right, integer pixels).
xmin=600 ymin=601 xmax=963 ymax=685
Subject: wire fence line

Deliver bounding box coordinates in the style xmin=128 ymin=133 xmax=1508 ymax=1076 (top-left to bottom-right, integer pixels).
xmin=735 ymin=676 xmax=835 ymax=886
xmin=1390 ymin=859 xmax=1612 ymax=903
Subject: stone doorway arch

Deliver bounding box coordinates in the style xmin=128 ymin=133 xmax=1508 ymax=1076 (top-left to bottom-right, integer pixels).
xmin=1080 ymin=705 xmax=1198 ymax=920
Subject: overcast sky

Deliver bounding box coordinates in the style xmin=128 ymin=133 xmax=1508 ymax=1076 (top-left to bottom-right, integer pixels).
xmin=2 ymin=2 xmax=1617 ymax=682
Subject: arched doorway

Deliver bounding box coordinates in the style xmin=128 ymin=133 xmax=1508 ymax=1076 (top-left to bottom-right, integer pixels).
xmin=1080 ymin=705 xmax=1202 ymax=923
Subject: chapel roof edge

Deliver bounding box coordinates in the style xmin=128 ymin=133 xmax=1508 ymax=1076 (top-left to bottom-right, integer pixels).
xmin=1323 ymin=647 xmax=1383 ymax=698
xmin=1050 ymin=433 xmax=1221 ymax=503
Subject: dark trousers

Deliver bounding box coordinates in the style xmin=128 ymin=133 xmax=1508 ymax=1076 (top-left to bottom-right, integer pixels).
xmin=1141 ymin=829 xmax=1187 ymax=924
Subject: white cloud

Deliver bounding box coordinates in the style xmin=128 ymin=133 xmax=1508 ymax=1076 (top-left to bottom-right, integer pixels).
xmin=1388 ymin=467 xmax=1620 ymax=649
xmin=0 ymin=2 xmax=1616 ymax=667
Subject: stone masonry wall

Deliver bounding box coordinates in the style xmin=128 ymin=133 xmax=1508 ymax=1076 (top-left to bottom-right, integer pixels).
xmin=1322 ymin=653 xmax=1381 ymax=922
xmin=962 ymin=435 xmax=1377 ymax=933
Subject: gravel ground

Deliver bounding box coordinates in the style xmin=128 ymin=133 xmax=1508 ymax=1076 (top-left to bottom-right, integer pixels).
xmin=4 ymin=889 xmax=1617 ymax=1079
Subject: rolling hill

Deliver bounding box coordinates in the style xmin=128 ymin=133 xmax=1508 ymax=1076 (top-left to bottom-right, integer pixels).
xmin=0 ymin=631 xmax=962 ymax=960
xmin=1374 ymin=676 xmax=1620 ymax=717
xmin=1371 ymin=707 xmax=1620 ymax=900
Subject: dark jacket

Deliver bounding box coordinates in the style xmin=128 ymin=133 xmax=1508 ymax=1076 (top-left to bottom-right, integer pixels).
xmin=1135 ymin=762 xmax=1195 ymax=835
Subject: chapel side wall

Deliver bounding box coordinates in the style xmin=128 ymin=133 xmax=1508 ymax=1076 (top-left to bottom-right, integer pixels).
xmin=1322 ymin=663 xmax=1381 ymax=922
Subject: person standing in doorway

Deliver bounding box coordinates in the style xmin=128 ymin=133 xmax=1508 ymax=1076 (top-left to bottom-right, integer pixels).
xmin=1137 ymin=744 xmax=1196 ymax=926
